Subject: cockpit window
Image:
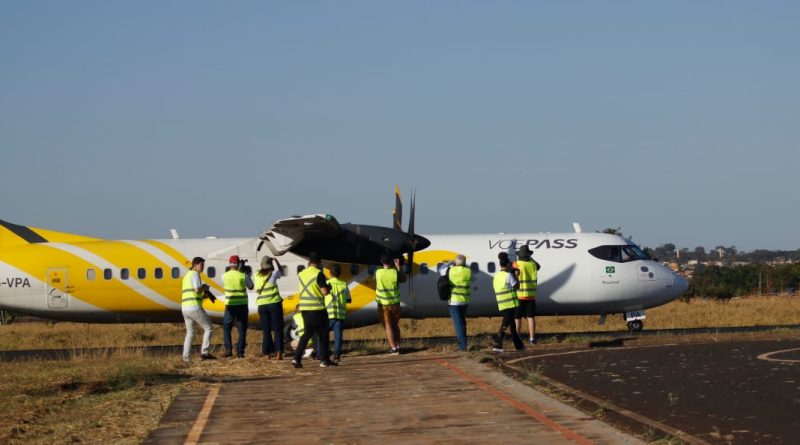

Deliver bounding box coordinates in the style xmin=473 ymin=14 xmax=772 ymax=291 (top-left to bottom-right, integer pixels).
xmin=589 ymin=245 xmax=650 ymax=263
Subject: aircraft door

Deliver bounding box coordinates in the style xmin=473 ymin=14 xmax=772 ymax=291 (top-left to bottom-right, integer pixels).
xmin=46 ymin=268 xmax=69 ymax=308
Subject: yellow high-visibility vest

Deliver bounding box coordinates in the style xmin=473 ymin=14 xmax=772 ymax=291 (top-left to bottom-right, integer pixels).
xmin=517 ymin=260 xmax=538 ymax=300
xmin=223 ymin=269 xmax=248 ymax=306
xmin=325 ymin=277 xmax=348 ymax=320
xmin=448 ymin=265 xmax=472 ymax=304
xmin=493 ymin=270 xmax=519 ymax=311
xmin=375 ymin=268 xmax=400 ymax=305
xmin=298 ymin=266 xmax=325 ymax=311
xmin=181 ymin=270 xmax=202 ymax=309
xmin=253 ymin=272 xmax=281 ymax=306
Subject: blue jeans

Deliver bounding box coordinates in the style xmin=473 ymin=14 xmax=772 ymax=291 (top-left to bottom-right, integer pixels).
xmin=258 ymin=301 xmax=284 ymax=355
xmin=329 ymin=319 xmax=344 ymax=357
xmin=223 ymin=305 xmax=248 ymax=357
xmin=448 ymin=304 xmax=469 ymax=351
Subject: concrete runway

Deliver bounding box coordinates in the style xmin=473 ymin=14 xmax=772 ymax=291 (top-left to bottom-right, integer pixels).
xmin=500 ymin=335 xmax=800 ymax=445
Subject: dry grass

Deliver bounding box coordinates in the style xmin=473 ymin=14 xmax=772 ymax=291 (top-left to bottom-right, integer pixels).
xmin=1 ymin=295 xmax=799 ymax=443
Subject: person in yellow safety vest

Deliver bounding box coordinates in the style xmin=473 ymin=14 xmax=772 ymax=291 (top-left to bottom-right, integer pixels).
xmin=292 ymin=252 xmax=335 ymax=369
xmin=326 ymin=264 xmax=351 ymax=363
xmin=375 ymin=254 xmax=407 ymax=354
xmin=492 ymin=253 xmax=525 ymax=352
xmin=289 ymin=305 xmax=313 ymax=356
xmin=181 ymin=257 xmax=217 ymax=362
xmin=447 ymin=254 xmax=472 ymax=351
xmin=222 ymin=255 xmax=254 ymax=358
xmin=254 ymin=255 xmax=284 ymax=360
xmin=514 ymin=245 xmax=541 ymax=345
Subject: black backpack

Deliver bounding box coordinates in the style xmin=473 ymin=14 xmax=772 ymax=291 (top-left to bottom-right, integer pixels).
xmin=437 ymin=268 xmax=451 ymax=301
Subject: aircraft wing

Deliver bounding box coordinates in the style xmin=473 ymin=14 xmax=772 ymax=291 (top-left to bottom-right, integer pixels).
xmin=258 ymin=214 xmax=342 ymax=256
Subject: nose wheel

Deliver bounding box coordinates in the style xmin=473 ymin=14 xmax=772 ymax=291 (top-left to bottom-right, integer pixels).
xmin=627 ymin=320 xmax=644 ymax=332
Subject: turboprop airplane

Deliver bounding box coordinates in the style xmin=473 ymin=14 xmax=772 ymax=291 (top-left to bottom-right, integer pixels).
xmin=0 ymin=189 xmax=688 ymax=332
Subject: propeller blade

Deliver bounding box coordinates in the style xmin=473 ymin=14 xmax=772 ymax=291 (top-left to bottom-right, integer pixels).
xmin=407 ymin=189 xmax=416 ymax=303
xmin=393 ymin=185 xmax=403 ymax=231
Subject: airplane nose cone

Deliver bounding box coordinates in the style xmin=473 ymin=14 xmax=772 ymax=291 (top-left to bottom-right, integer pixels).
xmin=673 ymin=273 xmax=689 ymax=296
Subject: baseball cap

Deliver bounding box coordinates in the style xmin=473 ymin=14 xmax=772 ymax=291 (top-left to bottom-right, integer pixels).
xmin=229 ymin=255 xmax=240 ymax=265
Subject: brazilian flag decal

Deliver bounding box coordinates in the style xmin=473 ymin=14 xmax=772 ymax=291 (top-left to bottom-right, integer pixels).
xmin=606 ymin=266 xmax=615 ymax=274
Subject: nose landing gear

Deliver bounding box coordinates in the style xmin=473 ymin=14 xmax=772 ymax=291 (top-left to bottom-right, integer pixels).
xmin=627 ymin=319 xmax=644 ymax=332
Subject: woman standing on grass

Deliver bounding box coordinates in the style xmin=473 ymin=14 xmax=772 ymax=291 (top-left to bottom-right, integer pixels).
xmin=254 ymin=256 xmax=285 ymax=360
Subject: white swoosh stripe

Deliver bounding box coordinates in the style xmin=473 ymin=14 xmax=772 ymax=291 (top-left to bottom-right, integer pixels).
xmin=47 ymin=242 xmax=179 ymax=309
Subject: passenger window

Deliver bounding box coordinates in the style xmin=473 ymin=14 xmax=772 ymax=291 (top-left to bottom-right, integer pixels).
xmin=280 ymin=266 xmax=288 ymax=276
xmin=487 ymin=262 xmax=496 ymax=273
xmin=103 ymin=268 xmax=113 ymax=280
xmin=350 ymin=264 xmax=360 ymax=275
xmin=420 ymin=263 xmax=429 ymax=275
xmin=171 ymin=267 xmax=180 ymax=279
xmin=121 ymin=268 xmax=129 ymax=280
xmin=297 ymin=265 xmax=305 ymax=274
xmin=367 ymin=265 xmax=376 ymax=275
xmin=470 ymin=262 xmax=479 ymax=272
xmin=154 ymin=268 xmax=163 ymax=279
xmin=137 ymin=268 xmax=146 ymax=279
xmin=207 ymin=267 xmax=216 ymax=278
xmin=86 ymin=269 xmax=96 ymax=280
xmin=436 ymin=262 xmax=445 ymax=273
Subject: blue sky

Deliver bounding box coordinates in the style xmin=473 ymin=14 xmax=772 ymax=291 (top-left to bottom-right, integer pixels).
xmin=1 ymin=2 xmax=798 ymax=251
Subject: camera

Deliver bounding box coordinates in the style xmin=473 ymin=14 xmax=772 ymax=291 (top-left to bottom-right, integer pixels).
xmin=237 ymin=259 xmax=252 ymax=275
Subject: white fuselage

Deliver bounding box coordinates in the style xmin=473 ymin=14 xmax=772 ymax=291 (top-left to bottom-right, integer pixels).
xmin=0 ymin=232 xmax=687 ymax=327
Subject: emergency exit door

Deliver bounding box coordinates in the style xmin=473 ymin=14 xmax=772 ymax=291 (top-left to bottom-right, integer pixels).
xmin=46 ymin=268 xmax=69 ymax=308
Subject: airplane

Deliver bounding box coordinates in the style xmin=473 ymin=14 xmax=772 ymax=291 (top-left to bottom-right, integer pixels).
xmin=0 ymin=189 xmax=688 ymax=332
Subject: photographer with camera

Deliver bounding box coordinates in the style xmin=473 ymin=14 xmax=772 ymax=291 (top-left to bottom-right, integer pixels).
xmin=181 ymin=257 xmax=216 ymax=362
xmin=222 ymin=255 xmax=254 ymax=358
xmin=254 ymin=255 xmax=285 ymax=360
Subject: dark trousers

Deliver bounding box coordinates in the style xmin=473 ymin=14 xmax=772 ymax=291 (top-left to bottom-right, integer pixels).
xmin=329 ymin=319 xmax=344 ymax=357
xmin=496 ymin=308 xmax=525 ymax=351
xmin=294 ymin=310 xmax=329 ymax=363
xmin=448 ymin=304 xmax=469 ymax=351
xmin=223 ymin=305 xmax=248 ymax=357
xmin=258 ymin=301 xmax=284 ymax=355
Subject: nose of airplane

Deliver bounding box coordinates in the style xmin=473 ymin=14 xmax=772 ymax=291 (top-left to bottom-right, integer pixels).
xmin=672 ymin=272 xmax=689 ymax=297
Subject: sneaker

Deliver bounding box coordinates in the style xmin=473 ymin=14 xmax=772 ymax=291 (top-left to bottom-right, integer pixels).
xmin=222 ymin=351 xmax=233 ymax=358
xmin=320 ymin=361 xmax=330 ymax=368
xmin=292 ymin=359 xmax=302 ymax=369
xmin=529 ymin=338 xmax=536 ymax=345
xmin=200 ymin=353 xmax=217 ymax=361
xmin=492 ymin=347 xmax=505 ymax=353
xmin=333 ymin=355 xmax=341 ymax=363
xmin=182 ymin=357 xmax=190 ymax=363
xmin=389 ymin=348 xmax=400 ymax=355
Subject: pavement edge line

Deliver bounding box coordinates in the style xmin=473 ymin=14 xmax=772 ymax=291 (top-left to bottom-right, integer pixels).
xmin=183 ymin=383 xmax=221 ymax=445
xmin=436 ymin=358 xmax=594 ymax=445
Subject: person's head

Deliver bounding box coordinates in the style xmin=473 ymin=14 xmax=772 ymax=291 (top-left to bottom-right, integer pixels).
xmin=499 ymin=256 xmax=510 ymax=269
xmin=517 ymin=245 xmax=532 ymax=260
xmin=260 ymin=256 xmax=274 ymax=271
xmin=498 ymin=251 xmax=509 ymax=262
xmin=380 ymin=254 xmax=392 ymax=267
xmin=308 ymin=251 xmax=321 ymax=266
xmin=228 ymin=255 xmax=240 ymax=270
xmin=331 ymin=263 xmax=341 ymax=278
xmin=191 ymin=257 xmax=205 ymax=272
xmin=454 ymin=254 xmax=466 ymax=266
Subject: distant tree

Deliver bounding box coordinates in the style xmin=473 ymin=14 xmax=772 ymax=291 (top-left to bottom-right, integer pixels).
xmin=600 ymin=227 xmax=624 ymax=236
xmin=694 ymin=246 xmax=706 ymax=261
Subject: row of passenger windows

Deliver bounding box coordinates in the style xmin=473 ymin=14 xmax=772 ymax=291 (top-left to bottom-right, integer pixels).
xmin=297 ymin=261 xmax=501 ymax=276
xmin=85 ymin=260 xmax=530 ymax=282
xmin=85 ymin=267 xmax=221 ymax=281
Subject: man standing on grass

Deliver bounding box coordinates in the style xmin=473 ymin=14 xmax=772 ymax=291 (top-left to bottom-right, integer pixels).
xmin=375 ymin=254 xmax=406 ymax=354
xmin=181 ymin=257 xmax=216 ymax=362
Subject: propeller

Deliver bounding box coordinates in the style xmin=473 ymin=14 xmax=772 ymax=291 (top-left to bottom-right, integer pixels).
xmin=392 ymin=185 xmax=402 ymax=231
xmin=406 ymin=188 xmax=417 ymax=303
